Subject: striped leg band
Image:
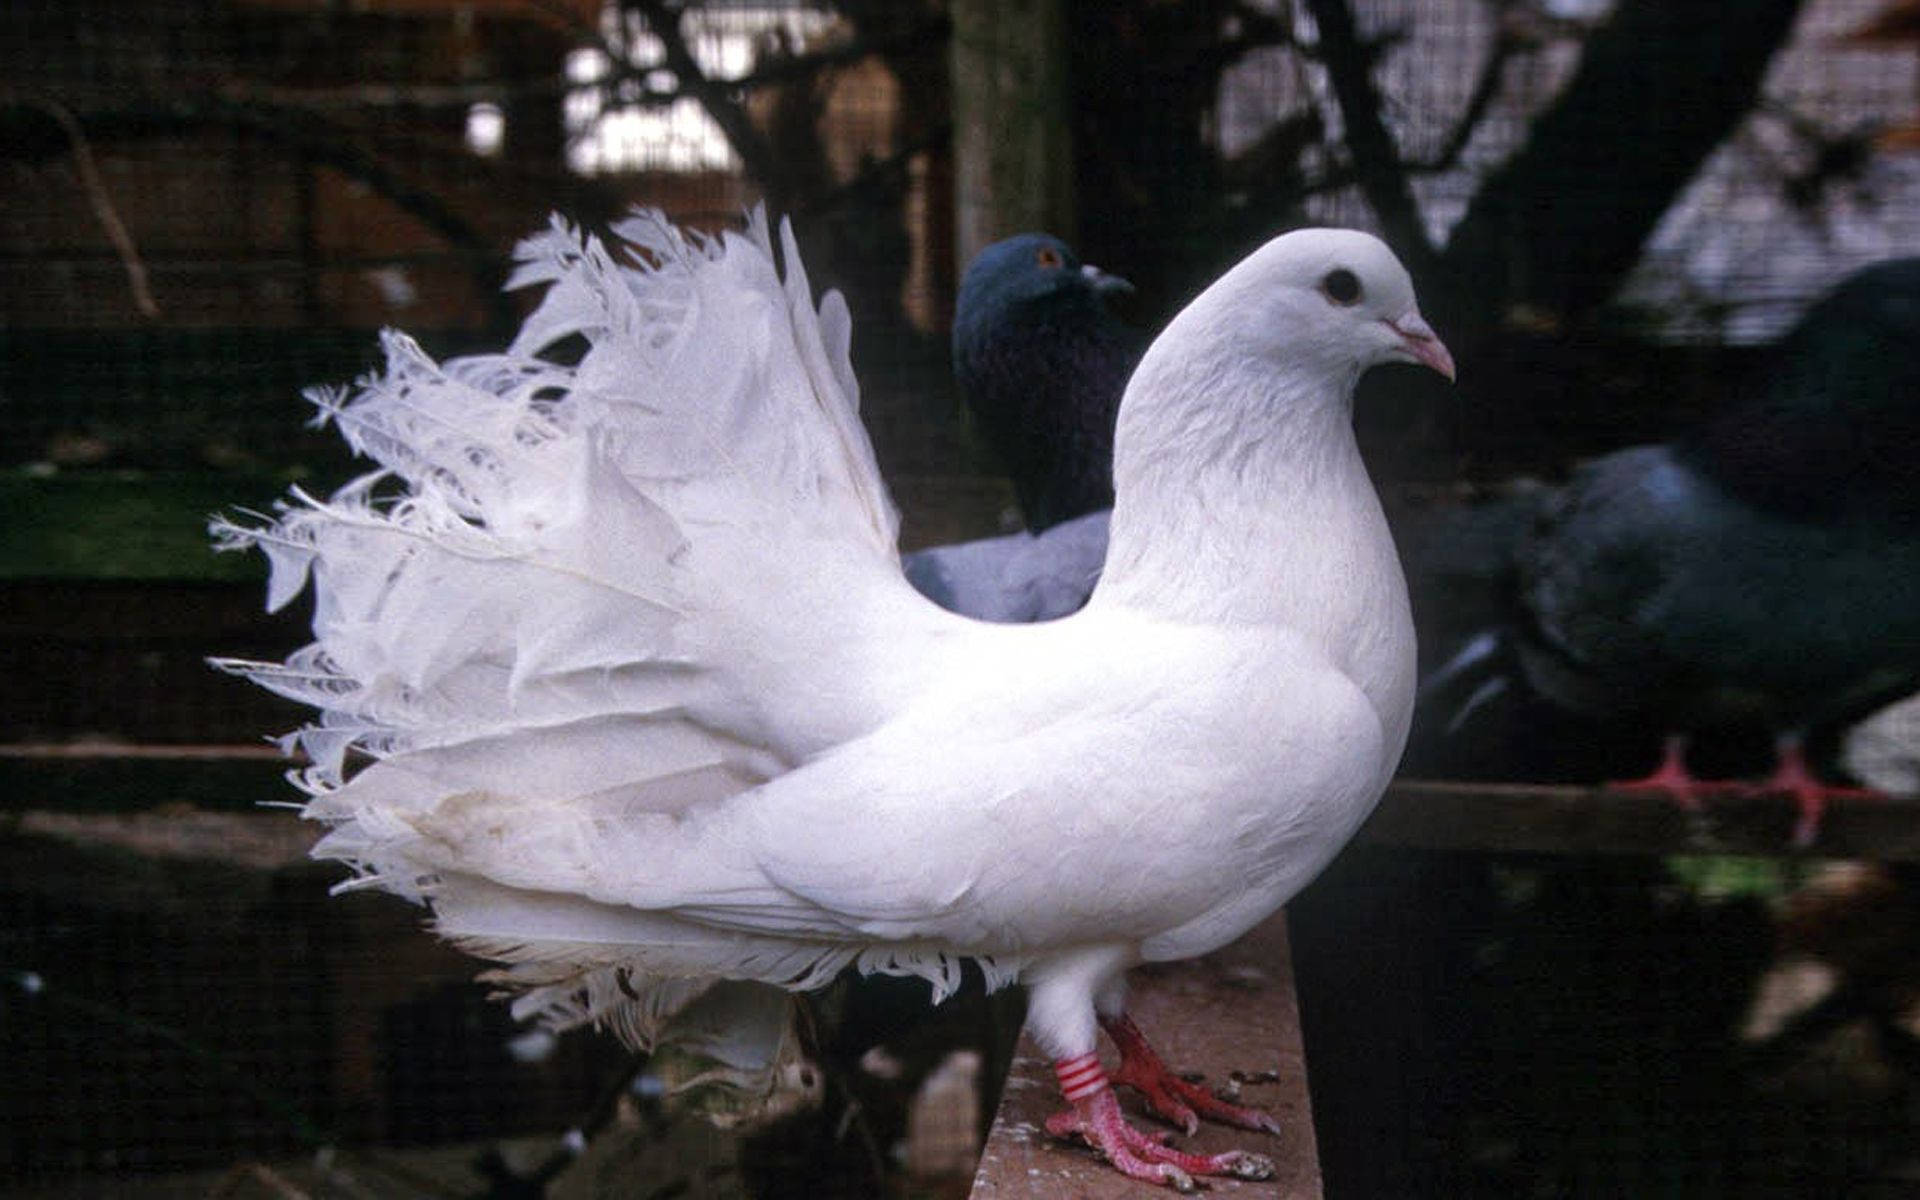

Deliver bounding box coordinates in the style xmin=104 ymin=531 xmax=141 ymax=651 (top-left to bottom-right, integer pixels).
xmin=1054 ymin=1052 xmax=1108 ymax=1102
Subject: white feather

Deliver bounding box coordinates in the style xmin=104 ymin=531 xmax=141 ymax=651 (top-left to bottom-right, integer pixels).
xmin=217 ymin=210 xmax=1438 ymax=1113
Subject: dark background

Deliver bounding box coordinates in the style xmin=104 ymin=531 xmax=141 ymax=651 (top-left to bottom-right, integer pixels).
xmin=3 ymin=1 xmax=1918 ymax=1196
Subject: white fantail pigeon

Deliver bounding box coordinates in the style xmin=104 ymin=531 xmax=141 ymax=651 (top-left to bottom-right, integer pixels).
xmin=215 ymin=210 xmax=1454 ymax=1189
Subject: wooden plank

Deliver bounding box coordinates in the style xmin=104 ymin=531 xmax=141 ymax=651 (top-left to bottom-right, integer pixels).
xmin=971 ymin=912 xmax=1321 ymax=1199
xmin=1364 ymin=778 xmax=1920 ymax=860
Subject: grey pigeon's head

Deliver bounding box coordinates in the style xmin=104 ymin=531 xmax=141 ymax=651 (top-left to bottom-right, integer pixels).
xmin=954 ymin=234 xmax=1132 ymax=348
xmin=950 ymin=234 xmax=1145 ymax=532
xmin=1768 ymin=257 xmax=1920 ymax=413
xmin=1686 ymin=256 xmax=1920 ymax=520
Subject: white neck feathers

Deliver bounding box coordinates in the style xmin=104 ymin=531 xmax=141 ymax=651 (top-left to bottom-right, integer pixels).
xmin=1090 ymin=283 xmax=1413 ymax=720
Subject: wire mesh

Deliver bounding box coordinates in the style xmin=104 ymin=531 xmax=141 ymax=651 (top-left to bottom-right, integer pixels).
xmin=3 ymin=1 xmax=1919 ymax=1195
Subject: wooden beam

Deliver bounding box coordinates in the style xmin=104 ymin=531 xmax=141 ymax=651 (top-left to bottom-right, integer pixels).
xmin=970 ymin=912 xmax=1322 ymax=1198
xmin=1364 ymin=779 xmax=1920 ymax=860
xmin=949 ymin=0 xmax=1076 ymax=270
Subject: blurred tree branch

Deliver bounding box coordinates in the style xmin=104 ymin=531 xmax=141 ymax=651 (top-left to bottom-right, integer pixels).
xmin=1073 ymin=0 xmax=1807 ymax=356
xmin=1435 ymin=0 xmax=1807 ymax=344
xmin=195 ymin=23 xmax=942 ymax=118
xmin=1299 ymin=0 xmax=1439 ymax=280
xmin=4 ymin=91 xmax=158 ymax=319
xmin=0 ymin=94 xmax=522 ymax=330
xmin=1302 ymin=0 xmax=1805 ymax=346
xmin=6 ymin=0 xmax=1813 ymax=364
xmin=624 ymin=0 xmax=792 ymax=205
xmin=1402 ymin=10 xmax=1521 ymax=177
xmin=589 ymin=1 xmax=947 ymax=223
xmin=1748 ymin=99 xmax=1884 ymax=220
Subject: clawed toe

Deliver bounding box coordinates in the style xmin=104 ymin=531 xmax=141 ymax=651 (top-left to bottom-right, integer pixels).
xmin=1047 ymin=1089 xmax=1277 ymax=1189
xmin=1221 ymin=1150 xmax=1277 ymax=1180
xmin=1102 ymin=1014 xmax=1285 ymax=1135
xmin=1153 ymin=1164 xmax=1197 ymax=1194
xmin=1046 ymin=1017 xmax=1286 ymax=1188
xmin=1141 ymin=1089 xmax=1199 ymax=1136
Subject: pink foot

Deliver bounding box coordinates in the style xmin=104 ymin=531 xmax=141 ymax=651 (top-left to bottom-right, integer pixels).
xmin=1608 ymin=734 xmax=1706 ymax=813
xmin=1045 ymin=1078 xmax=1276 ymax=1192
xmin=1745 ymin=734 xmax=1881 ymax=848
xmin=1101 ymin=1013 xmax=1284 ymax=1135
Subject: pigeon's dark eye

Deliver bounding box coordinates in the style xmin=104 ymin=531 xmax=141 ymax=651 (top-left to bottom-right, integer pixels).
xmin=1035 ymin=246 xmax=1065 ymax=270
xmin=1321 ymin=268 xmax=1362 ymax=306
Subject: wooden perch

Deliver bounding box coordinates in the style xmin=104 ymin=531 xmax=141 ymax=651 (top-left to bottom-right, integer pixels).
xmin=1366 ymin=779 xmax=1920 ymax=861
xmin=970 ymin=912 xmax=1323 ymax=1199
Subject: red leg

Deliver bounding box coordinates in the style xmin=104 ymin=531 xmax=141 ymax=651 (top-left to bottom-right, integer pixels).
xmin=1608 ymin=733 xmax=1705 ymax=813
xmin=1749 ymin=732 xmax=1880 ymax=848
xmin=1100 ymin=1013 xmax=1284 ymax=1135
xmin=1044 ymin=1054 xmax=1275 ymax=1191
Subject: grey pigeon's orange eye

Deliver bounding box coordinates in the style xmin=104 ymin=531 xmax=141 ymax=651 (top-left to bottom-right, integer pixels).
xmin=1036 ymin=246 xmax=1065 ymax=270
xmin=1321 ymin=268 xmax=1362 ymax=306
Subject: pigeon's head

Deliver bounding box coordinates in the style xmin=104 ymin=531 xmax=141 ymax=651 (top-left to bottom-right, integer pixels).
xmin=1212 ymin=228 xmax=1455 ymax=384
xmin=1777 ymin=257 xmax=1920 ymax=414
xmin=955 ymin=234 xmax=1132 ymax=334
xmin=1811 ymin=257 xmax=1920 ymax=336
xmin=1688 ymin=255 xmax=1920 ymax=517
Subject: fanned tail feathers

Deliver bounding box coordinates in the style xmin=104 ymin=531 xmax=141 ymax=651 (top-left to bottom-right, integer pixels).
xmin=211 ymin=210 xmax=931 ymax=1094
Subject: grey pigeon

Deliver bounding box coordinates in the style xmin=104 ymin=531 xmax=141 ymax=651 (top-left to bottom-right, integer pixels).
xmin=903 ymin=509 xmax=1110 ymax=623
xmin=951 ymin=233 xmax=1144 ymax=532
xmin=905 ymin=234 xmax=1141 ymax=622
xmin=1503 ymin=258 xmax=1920 ymax=844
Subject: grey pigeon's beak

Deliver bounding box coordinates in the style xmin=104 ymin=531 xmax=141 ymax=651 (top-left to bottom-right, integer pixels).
xmin=1386 ymin=311 xmax=1456 ymax=381
xmin=1082 ymin=263 xmax=1136 ymax=298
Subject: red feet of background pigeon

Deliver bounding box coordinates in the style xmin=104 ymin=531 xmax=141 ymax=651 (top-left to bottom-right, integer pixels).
xmin=1044 ymin=1022 xmax=1279 ymax=1191
xmin=1610 ymin=731 xmax=1882 ymax=847
xmin=1608 ymin=734 xmax=1707 ymax=813
xmin=1741 ymin=734 xmax=1881 ymax=848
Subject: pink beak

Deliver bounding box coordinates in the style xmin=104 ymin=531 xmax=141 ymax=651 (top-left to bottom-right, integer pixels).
xmin=1387 ymin=313 xmax=1456 ymax=382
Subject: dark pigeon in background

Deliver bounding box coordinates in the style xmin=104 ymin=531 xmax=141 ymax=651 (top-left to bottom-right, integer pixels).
xmin=950 ymin=233 xmax=1145 ymax=531
xmin=905 ymin=234 xmax=1143 ymax=622
xmin=1424 ymin=257 xmax=1920 ymax=845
